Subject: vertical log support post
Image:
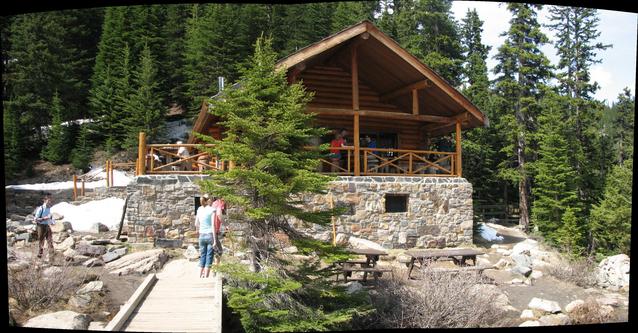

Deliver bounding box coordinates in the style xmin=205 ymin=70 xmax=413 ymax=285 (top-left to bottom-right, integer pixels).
xmin=352 ymin=44 xmax=360 ymax=176
xmin=110 ymin=162 xmax=115 ymax=187
xmin=73 ymin=175 xmax=78 ymax=201
xmin=81 ymin=179 xmax=85 ymax=196
xmin=455 ymin=120 xmax=462 ymax=177
xmin=138 ymin=132 xmax=146 ymax=176
xmin=412 ymin=88 xmax=419 ymax=115
xmin=106 ymin=160 xmax=110 ymax=187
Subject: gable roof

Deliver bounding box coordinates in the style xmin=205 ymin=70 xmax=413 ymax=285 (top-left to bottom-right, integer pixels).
xmin=190 ymin=20 xmax=486 ymax=143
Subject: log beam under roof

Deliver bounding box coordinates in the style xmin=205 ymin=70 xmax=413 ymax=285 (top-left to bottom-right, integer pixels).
xmin=380 ymin=80 xmax=430 ymax=102
xmin=306 ymin=106 xmax=452 ymax=123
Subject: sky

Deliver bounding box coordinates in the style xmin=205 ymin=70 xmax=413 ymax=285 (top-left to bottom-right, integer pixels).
xmin=450 ymin=1 xmax=637 ymax=105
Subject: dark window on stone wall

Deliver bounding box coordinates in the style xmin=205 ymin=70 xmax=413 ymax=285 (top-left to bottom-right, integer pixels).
xmin=385 ymin=194 xmax=408 ymax=213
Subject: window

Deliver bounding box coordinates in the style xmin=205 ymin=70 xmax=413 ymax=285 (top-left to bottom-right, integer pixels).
xmin=385 ymin=194 xmax=408 ymax=213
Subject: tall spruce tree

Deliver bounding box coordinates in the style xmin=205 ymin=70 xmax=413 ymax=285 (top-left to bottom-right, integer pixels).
xmin=196 ymin=36 xmax=370 ymax=332
xmin=610 ymin=88 xmax=635 ymax=165
xmin=459 ymin=9 xmax=502 ymax=203
xmin=493 ymin=3 xmax=553 ymax=231
xmin=70 ymin=124 xmax=94 ymax=171
xmin=331 ymin=1 xmax=378 ymax=33
xmin=41 ymin=92 xmax=69 ymax=164
xmin=3 ymin=102 xmax=24 ymax=178
xmin=530 ymin=91 xmax=581 ymax=246
xmin=123 ymin=43 xmax=165 ymax=147
xmin=589 ymin=158 xmax=632 ymax=256
xmin=162 ymin=4 xmax=192 ymax=107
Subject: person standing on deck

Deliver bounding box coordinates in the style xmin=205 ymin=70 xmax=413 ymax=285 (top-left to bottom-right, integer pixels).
xmin=177 ymin=141 xmax=191 ymax=171
xmin=195 ymin=195 xmax=214 ymax=278
xmin=211 ymin=197 xmax=226 ymax=266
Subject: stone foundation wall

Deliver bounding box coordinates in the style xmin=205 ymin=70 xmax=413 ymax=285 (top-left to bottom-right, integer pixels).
xmin=294 ymin=176 xmax=474 ymax=249
xmin=125 ymin=175 xmax=208 ymax=237
xmin=123 ymin=175 xmax=474 ymax=249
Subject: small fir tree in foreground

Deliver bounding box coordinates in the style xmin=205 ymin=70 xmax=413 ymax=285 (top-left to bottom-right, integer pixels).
xmin=195 ymin=36 xmax=371 ymax=332
xmin=71 ymin=124 xmax=94 ymax=171
xmin=41 ymin=92 xmax=69 ymax=164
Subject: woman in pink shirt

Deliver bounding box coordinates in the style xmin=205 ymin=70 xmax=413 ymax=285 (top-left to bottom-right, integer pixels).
xmin=210 ymin=197 xmax=226 ymax=266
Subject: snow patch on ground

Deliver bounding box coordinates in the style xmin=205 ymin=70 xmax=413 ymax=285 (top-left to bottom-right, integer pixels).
xmin=51 ymin=198 xmax=125 ymax=232
xmin=5 ymin=168 xmax=133 ymax=190
xmin=480 ymin=223 xmax=504 ymax=242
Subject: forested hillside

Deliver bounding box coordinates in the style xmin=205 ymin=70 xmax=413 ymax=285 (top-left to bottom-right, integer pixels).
xmin=2 ymin=1 xmax=633 ymax=258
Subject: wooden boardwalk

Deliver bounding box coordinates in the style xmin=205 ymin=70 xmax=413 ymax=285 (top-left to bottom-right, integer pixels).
xmin=113 ymin=259 xmax=222 ymax=332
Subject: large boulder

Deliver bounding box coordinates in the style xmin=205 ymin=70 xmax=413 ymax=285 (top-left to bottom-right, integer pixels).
xmin=564 ymin=300 xmax=585 ymax=313
xmin=470 ymin=284 xmax=517 ymax=313
xmin=538 ymin=313 xmax=571 ymax=326
xmin=23 ymin=311 xmax=91 ymax=330
xmin=75 ymin=242 xmax=107 ymax=257
xmin=69 ymin=294 xmax=92 ymax=310
xmin=77 ymin=280 xmax=104 ymax=294
xmin=344 ymin=281 xmax=364 ymax=294
xmin=105 ymin=249 xmax=169 ymax=275
xmin=348 ymin=237 xmax=386 ymax=252
xmin=90 ymin=223 xmax=110 ymax=233
xmin=512 ymin=265 xmax=533 ymax=277
xmin=528 ymin=297 xmax=562 ymax=314
xmin=50 ymin=221 xmax=73 ymax=233
xmin=183 ymin=245 xmax=199 ymax=261
xmin=102 ymin=247 xmax=128 ymax=263
xmin=596 ymin=254 xmax=630 ymax=291
xmin=54 ymin=236 xmax=75 ymax=252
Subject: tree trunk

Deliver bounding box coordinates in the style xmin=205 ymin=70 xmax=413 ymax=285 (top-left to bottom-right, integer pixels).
xmin=517 ymin=131 xmax=530 ymax=232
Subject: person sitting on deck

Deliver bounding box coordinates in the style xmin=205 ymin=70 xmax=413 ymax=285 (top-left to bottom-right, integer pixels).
xmin=364 ymin=135 xmax=379 ymax=173
xmin=176 ymin=141 xmax=191 ymax=171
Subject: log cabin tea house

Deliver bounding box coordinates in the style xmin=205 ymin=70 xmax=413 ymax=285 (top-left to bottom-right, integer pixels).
xmin=126 ymin=21 xmax=487 ymax=249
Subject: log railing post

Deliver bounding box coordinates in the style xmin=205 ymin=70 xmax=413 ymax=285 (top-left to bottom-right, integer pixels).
xmin=106 ymin=160 xmax=110 ymax=187
xmin=455 ymin=120 xmax=462 ymax=177
xmin=110 ymin=161 xmax=115 ymax=186
xmin=81 ymin=179 xmax=85 ymax=196
xmin=73 ymin=175 xmax=78 ymax=201
xmin=354 ymin=112 xmax=360 ymax=176
xmin=138 ymin=132 xmax=146 ymax=175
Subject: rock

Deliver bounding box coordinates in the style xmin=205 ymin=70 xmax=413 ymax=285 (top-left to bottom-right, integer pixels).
xmin=89 ymin=321 xmax=106 ymax=331
xmin=509 ymin=278 xmax=524 ymax=285
xmin=599 ymin=305 xmax=615 ymax=318
xmin=69 ymin=294 xmax=92 ymax=309
xmin=15 ymin=232 xmax=32 ymax=242
xmin=565 ymin=300 xmax=585 ymax=313
xmin=83 ymin=258 xmax=104 ymax=267
xmin=91 ymin=223 xmax=110 ymax=233
xmin=530 ymin=270 xmax=544 ymax=279
xmin=184 ymin=230 xmax=198 ymax=239
xmin=42 ymin=266 xmax=63 ymax=278
xmin=72 ymin=255 xmax=90 ymax=264
xmin=283 ymin=246 xmax=298 ymax=254
xmin=77 ymin=280 xmax=104 ymax=294
xmin=8 ymin=260 xmax=29 ymax=272
xmin=520 ymin=309 xmax=536 ymax=320
xmin=538 ymin=313 xmax=571 ymax=326
xmin=183 ymin=245 xmax=199 ymax=261
xmin=477 ymin=257 xmax=492 ymax=267
xmin=53 ymin=231 xmax=70 ymax=243
xmin=335 ymin=233 xmax=349 ymax=245
xmin=348 ymin=237 xmax=386 ymax=252
xmin=7 ymin=246 xmax=16 ymax=261
xmin=83 ymin=235 xmax=97 ymax=241
xmin=597 ymin=254 xmax=630 ymax=291
xmin=76 ymin=243 xmax=107 ymax=257
xmin=512 ymin=265 xmax=532 ymax=277
xmin=597 ymin=295 xmax=620 ymax=307
xmin=528 ymin=297 xmax=562 ymax=314
xmin=54 ymin=236 xmax=75 ymax=252
xmin=105 ymin=249 xmax=169 ymax=275
xmin=519 ymin=320 xmax=540 ymax=327
xmin=470 ymin=284 xmax=516 ymax=313
xmin=50 ymin=221 xmax=73 ymax=233
xmin=494 ymin=258 xmax=510 ymax=269
xmin=154 ymin=238 xmax=183 ymax=248
xmin=23 ymin=311 xmax=91 ymax=330
xmin=102 ymin=247 xmax=128 ymax=263
xmin=91 ymin=239 xmax=112 ymax=245
xmin=167 ymin=229 xmax=180 ymax=239
xmin=344 ymin=281 xmax=364 ymax=294
xmin=233 ymin=251 xmax=247 ymax=260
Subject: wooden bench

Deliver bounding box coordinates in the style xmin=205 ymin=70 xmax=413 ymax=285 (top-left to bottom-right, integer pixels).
xmin=338 ymin=267 xmax=394 ymax=283
xmin=412 ymin=265 xmax=495 ymax=279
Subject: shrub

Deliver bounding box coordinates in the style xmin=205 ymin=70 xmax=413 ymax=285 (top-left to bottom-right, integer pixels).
xmin=568 ymin=298 xmax=618 ymax=324
xmin=8 ymin=256 xmax=89 ymax=312
xmin=547 ymin=254 xmax=598 ymax=288
xmin=356 ymin=267 xmax=507 ymax=328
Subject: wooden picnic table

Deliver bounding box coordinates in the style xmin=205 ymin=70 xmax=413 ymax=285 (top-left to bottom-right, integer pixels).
xmin=335 ymin=248 xmax=391 ymax=284
xmin=404 ymin=248 xmax=485 ymax=279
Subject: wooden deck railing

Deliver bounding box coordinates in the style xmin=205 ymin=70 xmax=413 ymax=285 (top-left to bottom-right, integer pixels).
xmin=136 ymin=133 xmax=459 ymax=177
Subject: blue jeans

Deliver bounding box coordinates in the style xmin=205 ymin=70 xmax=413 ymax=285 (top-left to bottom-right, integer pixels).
xmin=199 ymin=234 xmax=214 ymax=268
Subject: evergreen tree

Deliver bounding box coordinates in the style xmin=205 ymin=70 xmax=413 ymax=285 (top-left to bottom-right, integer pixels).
xmin=123 ymin=43 xmax=165 ymax=147
xmin=41 ymin=92 xmax=69 ymax=164
xmin=493 ymin=3 xmax=553 ymax=231
xmin=196 ymin=36 xmax=370 ymax=332
xmin=530 ymin=91 xmax=580 ymax=244
xmin=589 ymin=159 xmax=632 ymax=256
xmin=3 ymin=102 xmax=24 ymax=178
xmin=555 ymin=207 xmax=585 ymax=256
xmin=610 ymin=88 xmax=635 ymax=165
xmin=393 ymin=0 xmax=464 ymax=86
xmin=331 ymin=1 xmax=378 ymax=33
xmin=459 ymin=9 xmax=502 ymax=203
xmin=163 ymin=3 xmax=194 ymax=107
xmin=71 ymin=124 xmax=94 ymax=171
